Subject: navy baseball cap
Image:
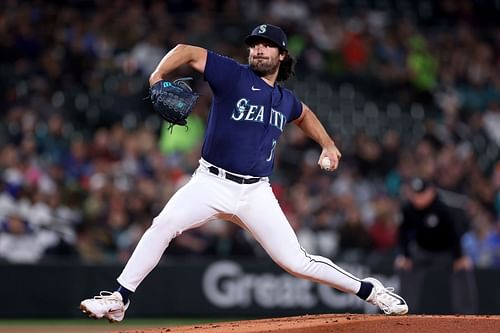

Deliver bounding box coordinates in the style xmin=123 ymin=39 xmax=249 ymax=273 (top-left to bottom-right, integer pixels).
xmin=409 ymin=177 xmax=431 ymax=193
xmin=245 ymin=24 xmax=288 ymax=51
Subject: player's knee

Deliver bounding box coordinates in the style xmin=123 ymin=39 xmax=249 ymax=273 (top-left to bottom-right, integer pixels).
xmin=275 ymin=255 xmax=308 ymax=277
xmin=151 ymin=215 xmax=179 ymax=238
xmin=152 ymin=209 xmax=184 ymax=227
xmin=151 ymin=211 xmax=195 ymax=239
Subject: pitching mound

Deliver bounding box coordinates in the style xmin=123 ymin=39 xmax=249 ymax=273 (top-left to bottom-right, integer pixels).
xmin=114 ymin=314 xmax=500 ymax=333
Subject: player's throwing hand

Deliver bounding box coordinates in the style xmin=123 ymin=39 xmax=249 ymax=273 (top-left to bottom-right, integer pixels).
xmin=318 ymin=145 xmax=341 ymax=171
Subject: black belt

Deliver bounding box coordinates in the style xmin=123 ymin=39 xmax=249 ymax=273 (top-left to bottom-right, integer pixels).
xmin=208 ymin=166 xmax=261 ymax=184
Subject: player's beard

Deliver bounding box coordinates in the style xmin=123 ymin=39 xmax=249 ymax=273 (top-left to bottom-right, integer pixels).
xmin=249 ymin=56 xmax=280 ymax=77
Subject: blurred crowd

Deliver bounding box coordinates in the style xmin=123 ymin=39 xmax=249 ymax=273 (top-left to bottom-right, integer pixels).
xmin=0 ymin=0 xmax=499 ymax=268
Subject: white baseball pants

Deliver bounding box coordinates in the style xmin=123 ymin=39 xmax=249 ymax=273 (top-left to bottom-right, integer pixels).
xmin=117 ymin=160 xmax=362 ymax=294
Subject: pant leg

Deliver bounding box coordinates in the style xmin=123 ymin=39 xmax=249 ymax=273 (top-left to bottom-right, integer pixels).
xmin=451 ymin=269 xmax=478 ymax=314
xmin=236 ymin=181 xmax=362 ymax=294
xmin=117 ymin=170 xmax=235 ymax=292
xmin=398 ymin=266 xmax=425 ymax=314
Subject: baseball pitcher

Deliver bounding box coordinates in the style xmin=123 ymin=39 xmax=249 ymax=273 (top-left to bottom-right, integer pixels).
xmin=80 ymin=24 xmax=408 ymax=322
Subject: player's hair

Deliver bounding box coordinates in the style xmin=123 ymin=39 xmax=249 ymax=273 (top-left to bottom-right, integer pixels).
xmin=277 ymin=52 xmax=296 ymax=82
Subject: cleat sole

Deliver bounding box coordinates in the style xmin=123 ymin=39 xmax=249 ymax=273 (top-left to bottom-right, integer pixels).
xmin=80 ymin=304 xmax=100 ymax=320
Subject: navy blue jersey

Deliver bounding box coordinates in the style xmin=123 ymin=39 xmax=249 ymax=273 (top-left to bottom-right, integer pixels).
xmin=202 ymin=51 xmax=303 ymax=176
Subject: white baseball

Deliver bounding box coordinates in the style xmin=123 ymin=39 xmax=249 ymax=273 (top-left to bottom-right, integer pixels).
xmin=321 ymin=157 xmax=331 ymax=170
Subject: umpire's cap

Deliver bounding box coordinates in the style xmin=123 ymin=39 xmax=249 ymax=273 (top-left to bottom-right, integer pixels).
xmin=409 ymin=177 xmax=432 ymax=193
xmin=245 ymin=24 xmax=288 ymax=51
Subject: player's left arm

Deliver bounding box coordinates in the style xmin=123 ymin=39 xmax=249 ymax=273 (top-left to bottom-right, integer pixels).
xmin=441 ymin=205 xmax=473 ymax=271
xmin=149 ymin=44 xmax=207 ymax=86
xmin=293 ymin=102 xmax=341 ymax=171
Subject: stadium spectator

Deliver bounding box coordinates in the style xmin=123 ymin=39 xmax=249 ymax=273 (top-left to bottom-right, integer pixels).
xmin=0 ymin=0 xmax=497 ymax=270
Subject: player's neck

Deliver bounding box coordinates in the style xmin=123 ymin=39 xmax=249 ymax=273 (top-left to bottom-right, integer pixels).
xmin=261 ymin=71 xmax=278 ymax=87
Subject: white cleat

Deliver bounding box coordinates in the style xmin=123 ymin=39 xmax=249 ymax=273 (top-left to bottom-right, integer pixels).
xmin=80 ymin=291 xmax=130 ymax=323
xmin=364 ymin=277 xmax=408 ymax=315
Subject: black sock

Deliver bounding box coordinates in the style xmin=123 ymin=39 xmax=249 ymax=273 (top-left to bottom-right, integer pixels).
xmin=356 ymin=281 xmax=373 ymax=300
xmin=117 ymin=285 xmax=133 ymax=304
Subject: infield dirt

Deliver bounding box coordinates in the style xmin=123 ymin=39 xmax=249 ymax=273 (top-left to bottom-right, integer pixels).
xmin=112 ymin=314 xmax=500 ymax=333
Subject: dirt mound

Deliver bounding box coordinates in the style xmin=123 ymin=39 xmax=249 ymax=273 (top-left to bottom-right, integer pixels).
xmin=114 ymin=314 xmax=500 ymax=333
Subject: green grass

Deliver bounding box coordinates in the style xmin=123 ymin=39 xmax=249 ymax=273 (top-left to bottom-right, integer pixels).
xmin=0 ymin=317 xmax=250 ymax=327
xmin=0 ymin=318 xmax=248 ymax=333
xmin=0 ymin=318 xmax=228 ymax=325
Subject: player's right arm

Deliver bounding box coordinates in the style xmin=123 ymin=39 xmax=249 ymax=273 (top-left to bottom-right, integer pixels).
xmin=149 ymin=44 xmax=207 ymax=86
xmin=293 ymin=103 xmax=341 ymax=171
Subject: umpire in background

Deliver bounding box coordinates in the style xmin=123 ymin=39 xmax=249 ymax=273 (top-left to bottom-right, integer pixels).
xmin=395 ymin=177 xmax=478 ymax=314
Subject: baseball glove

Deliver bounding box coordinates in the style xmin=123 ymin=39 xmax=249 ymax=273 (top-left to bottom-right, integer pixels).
xmin=149 ymin=77 xmax=199 ymax=128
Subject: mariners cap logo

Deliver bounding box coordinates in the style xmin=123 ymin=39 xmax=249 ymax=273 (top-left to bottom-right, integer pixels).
xmin=244 ymin=23 xmax=288 ymax=51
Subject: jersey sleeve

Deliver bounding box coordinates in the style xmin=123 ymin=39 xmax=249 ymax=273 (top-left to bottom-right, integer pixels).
xmin=288 ymin=95 xmax=303 ymax=122
xmin=204 ymin=51 xmax=242 ymax=99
